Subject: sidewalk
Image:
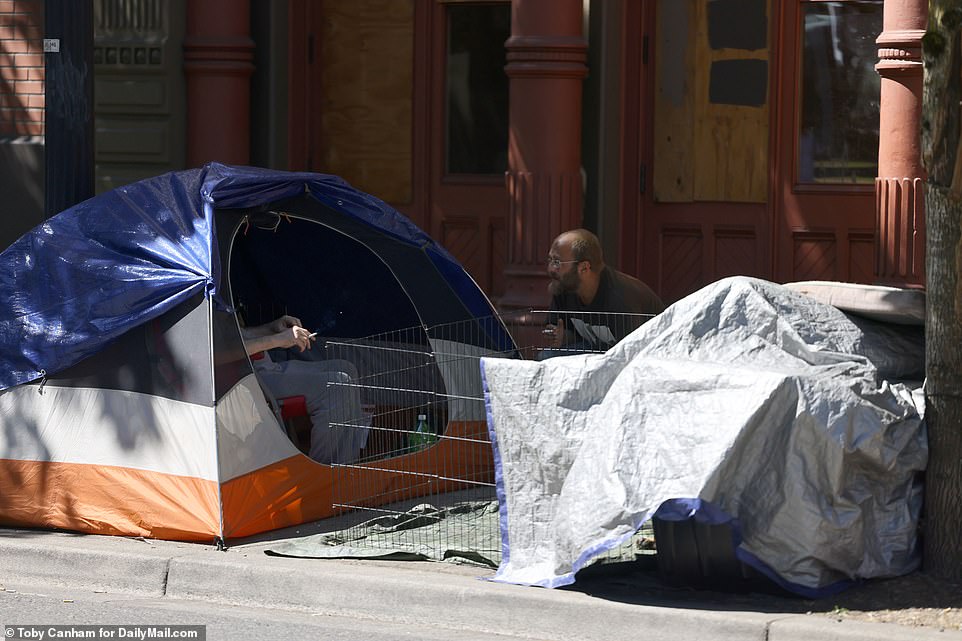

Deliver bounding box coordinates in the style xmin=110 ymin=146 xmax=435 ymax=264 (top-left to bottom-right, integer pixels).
xmin=0 ymin=523 xmax=957 ymax=641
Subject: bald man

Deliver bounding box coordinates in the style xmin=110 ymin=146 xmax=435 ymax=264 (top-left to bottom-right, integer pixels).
xmin=544 ymin=229 xmax=664 ymax=354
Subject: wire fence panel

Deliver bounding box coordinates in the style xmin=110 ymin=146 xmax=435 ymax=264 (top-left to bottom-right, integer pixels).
xmin=321 ymin=318 xmax=511 ymax=564
xmin=318 ymin=310 xmax=658 ymax=568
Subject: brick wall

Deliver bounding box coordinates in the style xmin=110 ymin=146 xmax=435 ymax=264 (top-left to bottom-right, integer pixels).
xmin=0 ymin=0 xmax=44 ymax=137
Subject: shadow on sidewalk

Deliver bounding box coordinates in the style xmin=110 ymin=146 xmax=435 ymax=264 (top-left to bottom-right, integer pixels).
xmin=566 ymin=556 xmax=962 ymax=620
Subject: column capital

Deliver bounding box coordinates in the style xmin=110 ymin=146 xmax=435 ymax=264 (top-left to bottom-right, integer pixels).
xmin=876 ymin=29 xmax=925 ymax=74
xmin=183 ymin=36 xmax=255 ymax=76
xmin=877 ymin=28 xmax=926 ymax=47
xmin=504 ymin=35 xmax=587 ymax=79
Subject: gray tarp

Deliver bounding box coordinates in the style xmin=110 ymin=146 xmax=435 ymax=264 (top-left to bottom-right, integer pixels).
xmin=480 ymin=277 xmax=926 ymax=593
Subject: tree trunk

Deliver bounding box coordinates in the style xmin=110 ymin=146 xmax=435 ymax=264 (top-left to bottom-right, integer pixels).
xmin=921 ymin=1 xmax=962 ymax=579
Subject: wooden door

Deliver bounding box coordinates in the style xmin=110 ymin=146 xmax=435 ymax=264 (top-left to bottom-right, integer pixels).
xmin=289 ymin=0 xmax=510 ymax=300
xmin=773 ymin=0 xmax=882 ymax=284
xmin=94 ymin=0 xmax=186 ymax=193
xmin=290 ymin=1 xmax=423 ymax=224
xmin=427 ymin=0 xmax=511 ymax=299
xmin=622 ymin=0 xmax=774 ymax=306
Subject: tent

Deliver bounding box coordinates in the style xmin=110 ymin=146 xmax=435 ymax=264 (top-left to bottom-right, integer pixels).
xmin=481 ymin=277 xmax=926 ymax=596
xmin=0 ymin=163 xmax=512 ymax=541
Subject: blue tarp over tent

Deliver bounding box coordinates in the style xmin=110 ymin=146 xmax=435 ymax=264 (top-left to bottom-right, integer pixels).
xmin=0 ymin=162 xmax=490 ymax=392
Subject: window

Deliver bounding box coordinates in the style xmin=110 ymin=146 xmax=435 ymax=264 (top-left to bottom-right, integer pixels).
xmin=445 ymin=3 xmax=510 ymax=175
xmin=798 ymin=1 xmax=883 ymax=184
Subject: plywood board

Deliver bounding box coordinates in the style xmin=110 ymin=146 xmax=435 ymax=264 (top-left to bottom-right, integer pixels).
xmin=317 ymin=0 xmax=414 ymax=204
xmin=692 ymin=0 xmax=770 ymax=203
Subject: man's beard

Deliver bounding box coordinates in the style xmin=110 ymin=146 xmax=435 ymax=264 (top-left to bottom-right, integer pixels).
xmin=548 ymin=269 xmax=579 ymax=297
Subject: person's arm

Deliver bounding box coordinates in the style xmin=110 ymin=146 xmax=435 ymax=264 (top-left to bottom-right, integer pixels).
xmin=240 ymin=315 xmax=315 ymax=355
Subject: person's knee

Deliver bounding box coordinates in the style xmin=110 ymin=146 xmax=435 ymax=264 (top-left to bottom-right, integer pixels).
xmin=329 ymin=359 xmax=359 ymax=380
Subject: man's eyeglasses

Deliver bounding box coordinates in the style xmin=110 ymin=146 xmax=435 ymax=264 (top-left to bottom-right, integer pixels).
xmin=547 ymin=257 xmax=581 ymax=269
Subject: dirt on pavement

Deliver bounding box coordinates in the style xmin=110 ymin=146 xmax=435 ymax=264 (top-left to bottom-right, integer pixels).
xmin=571 ymin=559 xmax=962 ymax=633
xmin=808 ymin=571 xmax=962 ymax=631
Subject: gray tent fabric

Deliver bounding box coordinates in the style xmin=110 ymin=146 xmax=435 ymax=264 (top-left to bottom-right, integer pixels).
xmin=481 ymin=277 xmax=926 ymax=593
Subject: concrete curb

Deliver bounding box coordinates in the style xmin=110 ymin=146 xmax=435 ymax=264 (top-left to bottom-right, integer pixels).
xmin=0 ymin=531 xmax=177 ymax=596
xmin=769 ymin=616 xmax=961 ymax=641
xmin=2 ymin=529 xmax=960 ymax=641
xmin=166 ymin=553 xmax=773 ymax=641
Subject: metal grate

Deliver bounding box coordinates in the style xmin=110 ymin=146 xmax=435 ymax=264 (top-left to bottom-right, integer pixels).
xmin=318 ymin=310 xmax=658 ymax=568
xmin=96 ymin=0 xmax=164 ymax=33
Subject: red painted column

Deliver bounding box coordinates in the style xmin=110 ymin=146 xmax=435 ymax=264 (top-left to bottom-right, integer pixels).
xmin=183 ymin=0 xmax=255 ymax=167
xmin=875 ymin=0 xmax=927 ymax=287
xmin=500 ymin=0 xmax=587 ymax=310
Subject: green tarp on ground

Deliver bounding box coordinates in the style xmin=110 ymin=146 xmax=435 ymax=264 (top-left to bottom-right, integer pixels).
xmin=265 ymin=501 xmax=502 ymax=568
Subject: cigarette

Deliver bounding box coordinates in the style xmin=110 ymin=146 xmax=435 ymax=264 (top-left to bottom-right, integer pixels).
xmin=308 ymin=332 xmax=318 ymax=338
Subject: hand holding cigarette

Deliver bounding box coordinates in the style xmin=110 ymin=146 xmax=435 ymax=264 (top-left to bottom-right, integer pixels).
xmin=543 ymin=319 xmax=564 ymax=348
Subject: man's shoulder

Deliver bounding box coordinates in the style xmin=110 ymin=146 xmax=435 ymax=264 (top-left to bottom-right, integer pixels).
xmin=605 ymin=267 xmax=665 ymax=314
xmin=607 ymin=267 xmax=643 ymax=288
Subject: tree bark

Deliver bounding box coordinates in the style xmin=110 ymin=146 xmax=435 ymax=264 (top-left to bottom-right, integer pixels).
xmin=921 ymin=0 xmax=962 ymax=579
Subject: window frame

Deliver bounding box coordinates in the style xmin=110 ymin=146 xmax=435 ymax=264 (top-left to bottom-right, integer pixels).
xmin=791 ymin=0 xmax=883 ymax=195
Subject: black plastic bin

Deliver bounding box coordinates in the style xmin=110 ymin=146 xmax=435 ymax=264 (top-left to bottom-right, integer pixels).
xmin=652 ymin=516 xmax=784 ymax=594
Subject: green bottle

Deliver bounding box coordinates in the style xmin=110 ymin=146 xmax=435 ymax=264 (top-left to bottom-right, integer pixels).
xmin=408 ymin=413 xmax=437 ymax=452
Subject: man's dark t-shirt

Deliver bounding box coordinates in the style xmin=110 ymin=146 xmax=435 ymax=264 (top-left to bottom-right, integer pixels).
xmin=549 ymin=267 xmax=665 ymax=349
